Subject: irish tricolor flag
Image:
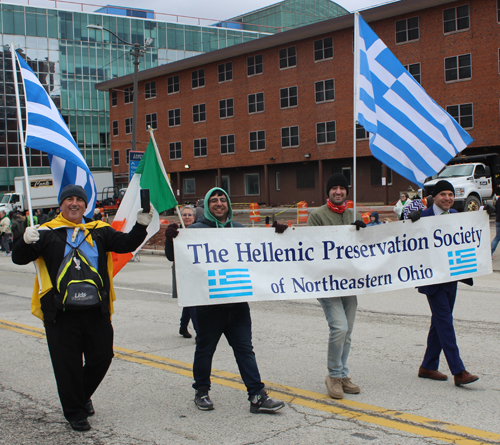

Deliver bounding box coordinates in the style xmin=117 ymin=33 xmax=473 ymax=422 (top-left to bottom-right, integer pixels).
xmin=111 ymin=131 xmax=177 ymax=275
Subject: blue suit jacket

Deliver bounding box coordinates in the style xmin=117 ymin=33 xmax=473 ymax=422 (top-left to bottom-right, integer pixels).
xmin=417 ymin=206 xmax=472 ymax=295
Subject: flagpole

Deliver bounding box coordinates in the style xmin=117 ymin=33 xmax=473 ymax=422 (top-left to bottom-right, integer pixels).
xmin=352 ymin=12 xmax=360 ymax=218
xmin=147 ymin=127 xmax=185 ymax=228
xmin=11 ymin=44 xmax=34 ymax=227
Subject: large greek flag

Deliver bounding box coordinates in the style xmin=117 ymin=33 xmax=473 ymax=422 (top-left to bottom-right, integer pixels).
xmin=356 ymin=14 xmax=473 ymax=187
xmin=15 ymin=52 xmax=96 ymax=217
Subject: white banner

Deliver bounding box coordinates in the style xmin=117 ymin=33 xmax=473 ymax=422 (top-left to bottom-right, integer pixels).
xmin=175 ymin=212 xmax=492 ymax=307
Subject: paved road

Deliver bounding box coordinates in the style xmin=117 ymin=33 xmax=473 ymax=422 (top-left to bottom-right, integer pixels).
xmin=1 ymin=223 xmax=499 ymax=444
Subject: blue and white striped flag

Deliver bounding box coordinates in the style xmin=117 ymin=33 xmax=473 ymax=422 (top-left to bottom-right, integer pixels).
xmin=356 ymin=14 xmax=473 ymax=187
xmin=15 ymin=52 xmax=96 ymax=217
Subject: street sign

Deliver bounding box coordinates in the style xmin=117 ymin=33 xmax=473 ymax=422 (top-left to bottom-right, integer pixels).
xmin=129 ymin=151 xmax=144 ymax=182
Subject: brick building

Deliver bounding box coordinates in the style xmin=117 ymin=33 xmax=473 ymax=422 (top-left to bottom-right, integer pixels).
xmin=96 ymin=0 xmax=500 ymax=206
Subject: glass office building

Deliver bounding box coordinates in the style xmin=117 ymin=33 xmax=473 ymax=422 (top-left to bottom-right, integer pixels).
xmin=0 ymin=2 xmax=270 ymax=190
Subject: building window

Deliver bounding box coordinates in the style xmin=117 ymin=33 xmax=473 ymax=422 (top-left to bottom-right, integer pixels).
xmin=218 ymin=62 xmax=233 ymax=82
xmin=220 ymin=135 xmax=235 ymax=154
xmin=356 ymin=123 xmax=369 ymax=140
xmin=447 ymin=103 xmax=473 ymax=129
xmin=297 ymin=168 xmax=315 ymax=189
xmin=247 ymin=54 xmax=263 ymax=76
xmin=249 ymin=131 xmax=266 ymax=151
xmin=192 ymin=69 xmax=205 ymax=88
xmin=316 ymin=121 xmax=336 ymax=144
xmin=245 ymin=173 xmax=260 ymax=195
xmin=315 ymin=79 xmax=334 ymax=102
xmin=248 ymin=93 xmax=264 ymax=114
xmin=194 ymin=138 xmax=207 ymax=157
xmin=145 ymin=81 xmax=156 ymax=99
xmin=193 ymin=104 xmax=206 ymax=123
xmin=403 ymin=63 xmax=421 ymax=84
xmin=125 ymin=117 xmax=133 ymax=134
xmin=111 ymin=90 xmax=117 ymax=107
xmin=219 ymin=99 xmax=234 ymax=119
xmin=168 ymin=108 xmax=181 ymax=127
xmin=113 ymin=150 xmax=119 ymax=166
xmin=281 ymin=126 xmax=299 ymax=148
xmin=215 ymin=175 xmax=230 ymax=194
xmin=444 ymin=5 xmax=470 ymax=33
xmin=112 ymin=120 xmax=118 ymax=136
xmin=126 ymin=149 xmax=131 ymax=165
xmin=498 ymin=0 xmax=500 ymax=22
xmin=342 ymin=168 xmax=352 ymax=187
xmin=146 ymin=113 xmax=158 ymax=130
xmin=280 ymin=87 xmax=298 ymax=108
xmin=314 ymin=37 xmax=333 ymax=61
xmin=445 ymin=54 xmax=471 ymax=82
xmin=396 ymin=17 xmax=419 ymax=43
xmin=169 ymin=141 xmax=182 ymax=160
xmin=124 ymin=87 xmax=133 ymax=104
xmin=168 ymin=75 xmax=180 ymax=94
xmin=371 ymin=163 xmax=383 ymax=186
xmin=184 ymin=178 xmax=195 ymax=195
xmin=279 ymin=46 xmax=297 ymax=69
xmin=276 ymin=172 xmax=281 ymax=191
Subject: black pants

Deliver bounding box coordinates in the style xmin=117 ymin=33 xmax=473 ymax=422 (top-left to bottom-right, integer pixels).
xmin=44 ymin=308 xmax=114 ymax=422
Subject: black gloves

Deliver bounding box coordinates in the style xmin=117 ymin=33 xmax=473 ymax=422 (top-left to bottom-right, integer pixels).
xmin=272 ymin=221 xmax=288 ymax=234
xmin=351 ymin=220 xmax=366 ymax=230
xmin=408 ymin=210 xmax=421 ymax=222
xmin=164 ymin=223 xmax=179 ymax=241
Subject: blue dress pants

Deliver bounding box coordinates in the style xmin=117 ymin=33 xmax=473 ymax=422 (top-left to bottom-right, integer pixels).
xmin=421 ymin=282 xmax=465 ymax=376
xmin=193 ymin=302 xmax=264 ymax=399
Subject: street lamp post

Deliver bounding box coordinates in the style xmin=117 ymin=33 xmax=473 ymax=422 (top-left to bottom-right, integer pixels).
xmin=87 ymin=25 xmax=153 ymax=152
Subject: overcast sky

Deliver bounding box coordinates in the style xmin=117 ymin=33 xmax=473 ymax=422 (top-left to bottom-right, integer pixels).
xmin=21 ymin=0 xmax=397 ymax=22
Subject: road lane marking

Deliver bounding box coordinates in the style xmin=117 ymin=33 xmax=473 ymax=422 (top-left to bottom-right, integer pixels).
xmin=1 ymin=318 xmax=498 ymax=444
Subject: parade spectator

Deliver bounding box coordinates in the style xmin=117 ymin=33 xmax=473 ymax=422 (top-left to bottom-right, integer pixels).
xmin=12 ymin=184 xmax=153 ymax=431
xmin=25 ymin=210 xmax=38 ymax=227
xmin=36 ymin=208 xmax=48 ymax=225
xmin=164 ymin=205 xmax=198 ymax=339
xmin=411 ymin=180 xmax=479 ymax=386
xmin=194 ymin=198 xmax=204 ymax=222
xmin=366 ymin=211 xmax=381 ymax=226
xmin=403 ymin=195 xmax=426 ymax=220
xmin=164 ymin=187 xmax=285 ymax=414
xmin=0 ymin=209 xmax=12 ymax=256
xmin=393 ymin=192 xmax=411 ymax=220
xmin=307 ymin=174 xmax=366 ymax=399
xmin=11 ymin=211 xmax=26 ymax=243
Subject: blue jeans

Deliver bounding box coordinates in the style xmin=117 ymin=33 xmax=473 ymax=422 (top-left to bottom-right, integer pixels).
xmin=318 ymin=296 xmax=357 ymax=378
xmin=491 ymin=222 xmax=500 ymax=254
xmin=193 ymin=303 xmax=264 ymax=398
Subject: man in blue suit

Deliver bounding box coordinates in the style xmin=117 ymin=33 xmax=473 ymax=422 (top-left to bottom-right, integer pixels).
xmin=414 ymin=180 xmax=479 ymax=386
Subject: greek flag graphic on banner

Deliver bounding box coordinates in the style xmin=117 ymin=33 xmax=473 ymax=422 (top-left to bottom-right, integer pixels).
xmin=208 ymin=269 xmax=253 ymax=299
xmin=15 ymin=52 xmax=96 ymax=217
xmin=356 ymin=14 xmax=473 ymax=187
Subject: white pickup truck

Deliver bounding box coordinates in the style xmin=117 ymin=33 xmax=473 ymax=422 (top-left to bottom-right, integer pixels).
xmin=422 ymin=154 xmax=499 ymax=211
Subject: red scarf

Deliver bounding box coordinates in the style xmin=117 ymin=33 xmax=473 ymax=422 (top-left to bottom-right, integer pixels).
xmin=327 ymin=199 xmax=347 ymax=214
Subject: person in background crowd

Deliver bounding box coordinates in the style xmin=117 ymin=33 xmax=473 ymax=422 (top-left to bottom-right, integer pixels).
xmin=393 ymin=192 xmax=411 ymax=220
xmin=164 ymin=205 xmax=198 ymax=339
xmin=194 ymin=198 xmax=204 ymax=222
xmin=0 ymin=209 xmax=12 ymax=256
xmin=93 ymin=208 xmax=103 ymax=221
xmin=366 ymin=211 xmax=381 ymax=226
xmin=36 ymin=208 xmax=48 ymax=225
xmin=25 ymin=210 xmax=38 ymax=227
xmin=164 ymin=187 xmax=285 ymax=414
xmin=307 ymin=173 xmax=366 ymax=400
xmin=12 ymin=184 xmax=153 ymax=432
xmin=403 ymin=194 xmax=426 ymax=220
xmin=410 ymin=180 xmax=479 ymax=387
xmin=11 ymin=212 xmax=26 ymax=243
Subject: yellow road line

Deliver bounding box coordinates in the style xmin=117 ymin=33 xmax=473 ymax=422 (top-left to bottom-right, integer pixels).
xmin=1 ymin=318 xmax=498 ymax=444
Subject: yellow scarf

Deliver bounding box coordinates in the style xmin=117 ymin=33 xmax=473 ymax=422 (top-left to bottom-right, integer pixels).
xmin=31 ymin=214 xmax=116 ymax=322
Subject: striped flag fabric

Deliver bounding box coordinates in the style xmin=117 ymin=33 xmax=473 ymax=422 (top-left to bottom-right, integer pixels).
xmin=15 ymin=51 xmax=96 ymax=217
xmin=356 ymin=14 xmax=473 ymax=187
xmin=111 ymin=135 xmax=178 ymax=275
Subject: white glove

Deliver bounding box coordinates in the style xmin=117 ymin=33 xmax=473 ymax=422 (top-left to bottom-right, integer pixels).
xmin=136 ymin=208 xmax=154 ymax=226
xmin=24 ymin=225 xmax=40 ymax=244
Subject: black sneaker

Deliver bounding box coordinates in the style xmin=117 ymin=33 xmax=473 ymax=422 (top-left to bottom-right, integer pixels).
xmin=194 ymin=387 xmax=214 ymax=410
xmin=250 ymin=389 xmax=285 ymax=414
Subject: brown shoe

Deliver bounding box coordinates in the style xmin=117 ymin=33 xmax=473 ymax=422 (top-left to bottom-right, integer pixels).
xmin=454 ymin=370 xmax=479 ymax=386
xmin=418 ymin=366 xmax=448 ymax=381
xmin=341 ymin=377 xmax=360 ymax=394
xmin=325 ymin=376 xmax=343 ymax=399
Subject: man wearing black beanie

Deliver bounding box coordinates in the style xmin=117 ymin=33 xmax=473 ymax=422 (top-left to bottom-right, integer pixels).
xmin=415 ymin=180 xmax=479 ymax=387
xmin=307 ymin=173 xmax=366 ymax=400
